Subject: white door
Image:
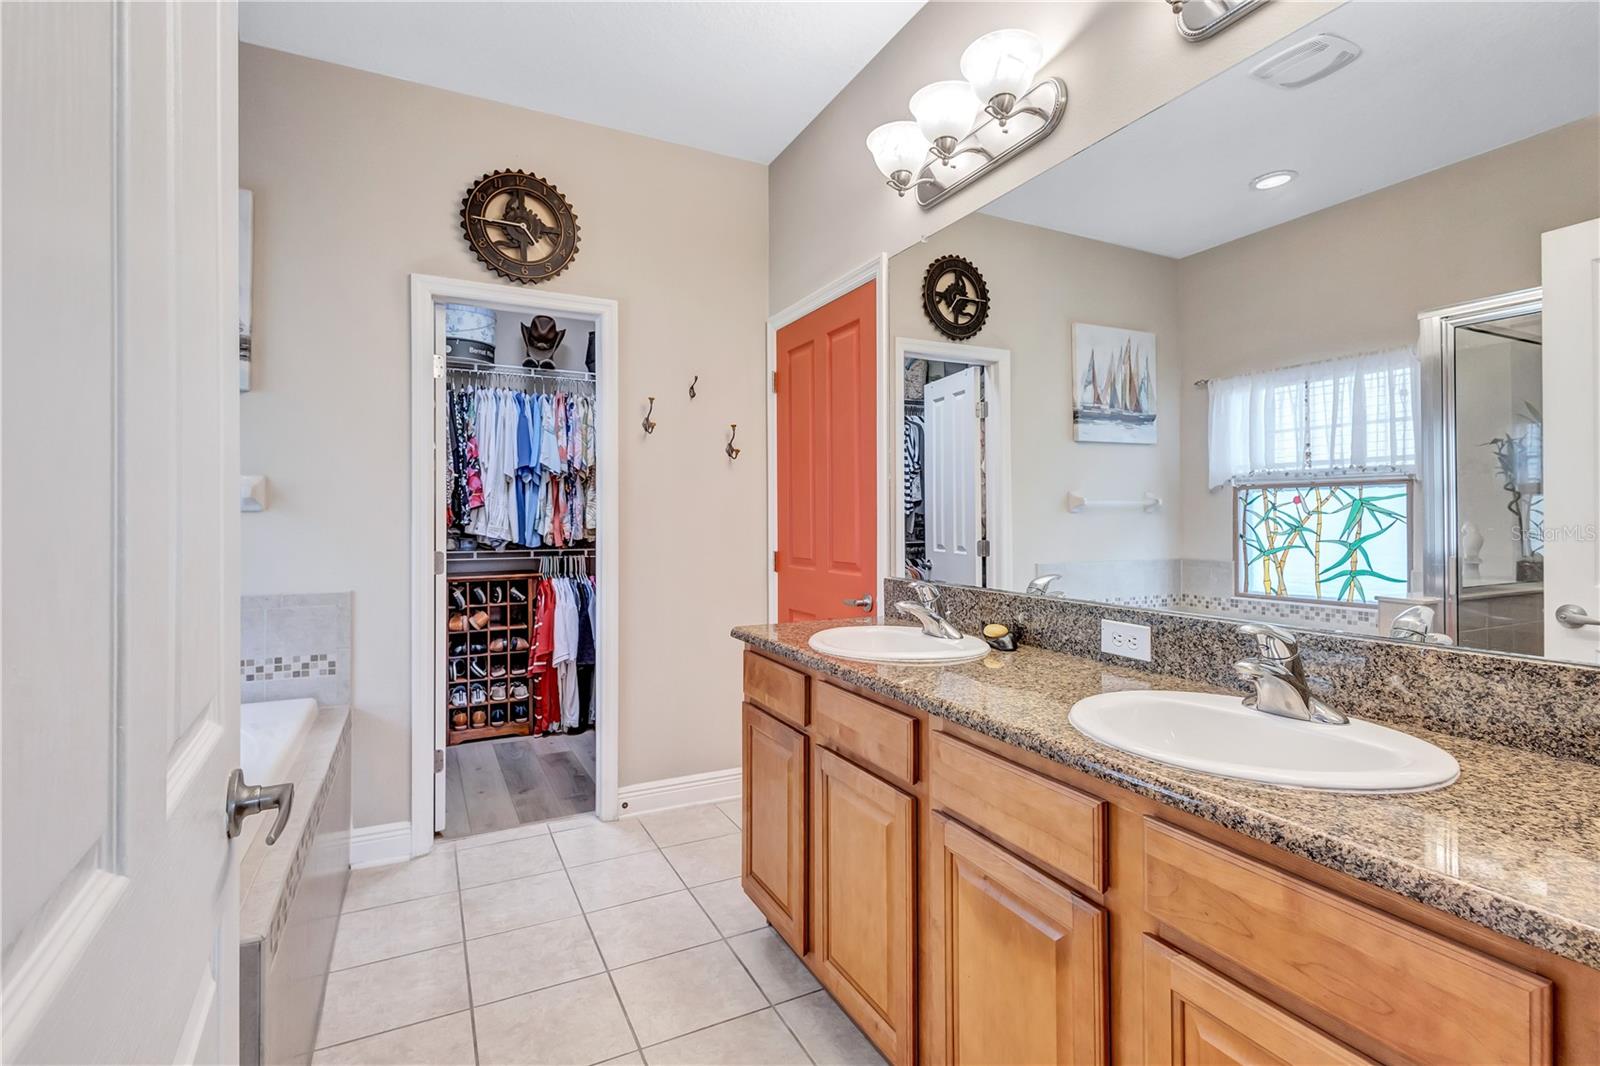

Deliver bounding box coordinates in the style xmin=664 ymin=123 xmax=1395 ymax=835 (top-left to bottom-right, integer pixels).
xmin=2 ymin=4 xmax=241 ymax=1063
xmin=1541 ymin=219 xmax=1600 ymax=662
xmin=923 ymin=368 xmax=984 ymax=586
xmin=432 ymin=304 xmax=449 ymax=833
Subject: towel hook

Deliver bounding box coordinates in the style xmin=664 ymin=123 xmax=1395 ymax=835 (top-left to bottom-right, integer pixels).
xmin=642 ymin=397 xmax=657 ymax=435
xmin=688 ymin=375 xmax=698 ymax=400
xmin=725 ymin=423 xmax=741 ymax=461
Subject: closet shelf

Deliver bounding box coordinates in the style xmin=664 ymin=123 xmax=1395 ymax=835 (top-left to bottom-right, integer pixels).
xmin=448 ymin=545 xmax=595 ymax=563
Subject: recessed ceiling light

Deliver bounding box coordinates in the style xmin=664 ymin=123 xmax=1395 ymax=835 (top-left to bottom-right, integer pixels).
xmin=1250 ymin=170 xmax=1297 ymax=191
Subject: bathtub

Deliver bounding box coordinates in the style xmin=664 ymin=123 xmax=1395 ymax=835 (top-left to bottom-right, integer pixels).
xmin=242 ymin=697 xmax=319 ymax=787
xmin=239 ymin=698 xmax=351 ymax=1066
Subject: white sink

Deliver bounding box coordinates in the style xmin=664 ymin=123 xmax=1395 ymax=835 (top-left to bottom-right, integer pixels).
xmin=808 ymin=625 xmax=990 ymax=665
xmin=1068 ymin=691 xmax=1459 ymax=792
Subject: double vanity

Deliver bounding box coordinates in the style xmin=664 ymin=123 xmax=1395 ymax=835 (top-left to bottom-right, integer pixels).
xmin=732 ymin=612 xmax=1600 ymax=1066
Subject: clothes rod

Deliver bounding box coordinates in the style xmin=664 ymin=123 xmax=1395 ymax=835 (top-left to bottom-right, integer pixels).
xmin=1066 ymin=491 xmax=1162 ymax=513
xmin=446 ymin=362 xmax=595 ymax=381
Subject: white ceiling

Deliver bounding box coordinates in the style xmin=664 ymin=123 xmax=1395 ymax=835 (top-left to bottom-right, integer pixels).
xmin=239 ymin=1 xmax=923 ymax=164
xmin=981 ymin=2 xmax=1600 ymax=259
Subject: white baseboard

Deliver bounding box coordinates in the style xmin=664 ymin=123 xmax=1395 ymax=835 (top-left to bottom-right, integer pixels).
xmin=349 ymin=821 xmax=413 ymax=868
xmin=618 ymin=767 xmax=741 ymax=816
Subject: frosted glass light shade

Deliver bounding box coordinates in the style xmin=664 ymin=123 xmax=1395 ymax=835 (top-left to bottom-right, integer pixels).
xmin=866 ymin=121 xmax=930 ymax=179
xmin=909 ymin=80 xmax=982 ymax=146
xmin=961 ymin=29 xmax=1044 ymax=107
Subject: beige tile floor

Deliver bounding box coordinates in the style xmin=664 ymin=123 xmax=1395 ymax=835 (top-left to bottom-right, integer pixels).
xmin=315 ymin=802 xmax=887 ymax=1066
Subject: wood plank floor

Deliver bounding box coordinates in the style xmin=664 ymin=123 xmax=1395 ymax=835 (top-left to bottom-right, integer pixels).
xmin=441 ymin=730 xmax=597 ymax=840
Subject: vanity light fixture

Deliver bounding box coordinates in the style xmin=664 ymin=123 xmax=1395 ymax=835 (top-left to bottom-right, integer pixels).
xmin=1250 ymin=169 xmax=1298 ymax=191
xmin=867 ymin=28 xmax=1066 ymax=210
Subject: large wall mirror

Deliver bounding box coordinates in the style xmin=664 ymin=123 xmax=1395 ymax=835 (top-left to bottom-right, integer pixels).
xmin=888 ymin=2 xmax=1600 ymax=664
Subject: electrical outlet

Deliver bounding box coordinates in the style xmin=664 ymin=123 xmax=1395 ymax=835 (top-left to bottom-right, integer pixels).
xmin=1101 ymin=619 xmax=1152 ymax=662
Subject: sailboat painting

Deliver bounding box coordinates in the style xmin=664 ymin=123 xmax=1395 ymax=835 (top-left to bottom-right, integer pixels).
xmin=1072 ymin=322 xmax=1157 ymax=444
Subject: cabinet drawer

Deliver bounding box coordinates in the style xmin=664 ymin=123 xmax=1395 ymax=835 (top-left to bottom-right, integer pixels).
xmin=1142 ymin=819 xmax=1552 ymax=1066
xmin=813 ymin=681 xmax=917 ymax=785
xmin=743 ymin=650 xmax=807 ymax=728
xmin=930 ymin=733 xmax=1105 ymax=891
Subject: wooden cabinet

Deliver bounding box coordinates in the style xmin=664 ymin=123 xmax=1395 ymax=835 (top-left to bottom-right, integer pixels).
xmin=1142 ymin=819 xmax=1552 ymax=1066
xmin=811 ymin=745 xmax=917 ymax=1065
xmin=1141 ymin=937 xmax=1373 ymax=1066
xmin=741 ymin=702 xmax=807 ymax=953
xmin=927 ymin=815 xmax=1107 ymax=1066
xmin=738 ymin=650 xmax=1595 ymax=1066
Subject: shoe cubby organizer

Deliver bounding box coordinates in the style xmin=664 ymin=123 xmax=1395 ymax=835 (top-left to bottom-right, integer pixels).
xmin=445 ymin=572 xmax=537 ymax=745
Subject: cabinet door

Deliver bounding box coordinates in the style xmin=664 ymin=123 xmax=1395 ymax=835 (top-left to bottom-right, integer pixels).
xmin=928 ymin=815 xmax=1107 ymax=1066
xmin=742 ymin=702 xmax=807 ymax=953
xmin=1142 ymin=937 xmax=1374 ymax=1066
xmin=811 ymin=745 xmax=916 ymax=1065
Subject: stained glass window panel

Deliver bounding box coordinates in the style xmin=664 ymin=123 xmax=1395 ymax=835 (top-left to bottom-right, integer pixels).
xmin=1236 ymin=482 xmax=1409 ymax=603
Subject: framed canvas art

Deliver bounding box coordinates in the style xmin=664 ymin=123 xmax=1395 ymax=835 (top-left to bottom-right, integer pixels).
xmin=1073 ymin=322 xmax=1156 ymax=444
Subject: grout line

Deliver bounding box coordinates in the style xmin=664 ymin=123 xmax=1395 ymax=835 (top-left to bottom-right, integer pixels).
xmin=338 ymin=884 xmax=459 ymax=917
xmin=453 ymin=853 xmax=484 ymax=1065
xmin=311 ymin=1008 xmax=476 ymax=1056
xmin=670 ymin=875 xmax=822 ymax=1063
xmin=563 ymin=852 xmax=646 ymax=1058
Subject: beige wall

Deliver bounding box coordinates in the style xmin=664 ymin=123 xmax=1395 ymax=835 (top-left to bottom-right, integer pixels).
xmin=240 ymin=46 xmax=769 ymax=830
xmin=769 ymin=0 xmax=1335 ymax=312
xmin=889 ymin=213 xmax=1182 ymax=582
xmin=1175 ymin=118 xmax=1600 ymax=562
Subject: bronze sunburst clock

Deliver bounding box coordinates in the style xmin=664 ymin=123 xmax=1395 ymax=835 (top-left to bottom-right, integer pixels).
xmin=922 ymin=254 xmax=990 ymax=340
xmin=459 ymin=169 xmax=581 ymax=284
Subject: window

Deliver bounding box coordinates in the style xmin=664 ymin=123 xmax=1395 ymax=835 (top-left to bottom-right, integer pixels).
xmin=1236 ymin=480 xmax=1410 ymax=603
xmin=1209 ymin=348 xmax=1420 ymax=605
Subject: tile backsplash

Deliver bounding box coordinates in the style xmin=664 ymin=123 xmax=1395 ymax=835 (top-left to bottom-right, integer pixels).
xmin=886 ymin=578 xmax=1600 ymax=766
xmin=241 ymin=592 xmax=351 ymax=706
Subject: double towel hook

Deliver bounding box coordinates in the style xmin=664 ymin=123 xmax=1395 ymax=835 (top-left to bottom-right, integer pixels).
xmin=642 ymin=397 xmax=657 ymax=435
xmin=726 ymin=423 xmax=741 ymax=461
xmin=688 ymin=376 xmax=699 ymax=400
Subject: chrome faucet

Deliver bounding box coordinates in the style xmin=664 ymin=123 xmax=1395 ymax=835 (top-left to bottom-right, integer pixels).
xmin=1025 ymin=573 xmax=1060 ymax=596
xmin=1389 ymin=604 xmax=1454 ymax=645
xmin=1233 ymin=622 xmax=1347 ymax=724
xmin=894 ymin=581 xmax=963 ymax=640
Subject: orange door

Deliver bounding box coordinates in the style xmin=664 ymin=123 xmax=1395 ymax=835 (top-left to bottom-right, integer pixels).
xmin=775 ymin=281 xmax=878 ymax=622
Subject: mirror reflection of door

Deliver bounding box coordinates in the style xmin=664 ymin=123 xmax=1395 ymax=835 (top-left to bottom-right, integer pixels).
xmin=924 ymin=367 xmax=984 ymax=586
xmin=1450 ymin=308 xmax=1546 ymax=655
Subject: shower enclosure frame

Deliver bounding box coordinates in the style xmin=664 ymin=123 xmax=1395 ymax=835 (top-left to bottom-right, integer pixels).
xmin=1418 ymin=286 xmax=1543 ymax=644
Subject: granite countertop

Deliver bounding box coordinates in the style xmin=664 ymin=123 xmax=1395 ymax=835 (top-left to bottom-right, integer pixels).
xmin=733 ymin=619 xmax=1600 ymax=970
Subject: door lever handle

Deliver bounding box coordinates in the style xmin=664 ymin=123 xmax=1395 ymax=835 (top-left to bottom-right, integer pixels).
xmin=1555 ymin=604 xmax=1600 ymax=629
xmin=842 ymin=595 xmax=874 ymax=612
xmin=225 ymin=768 xmax=295 ymax=845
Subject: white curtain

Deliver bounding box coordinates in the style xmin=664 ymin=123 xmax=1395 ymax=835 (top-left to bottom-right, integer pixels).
xmin=1208 ymin=347 xmax=1419 ymax=488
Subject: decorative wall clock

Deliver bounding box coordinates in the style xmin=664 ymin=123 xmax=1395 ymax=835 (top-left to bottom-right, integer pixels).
xmin=923 ymin=254 xmax=990 ymax=340
xmin=459 ymin=169 xmax=581 ymax=284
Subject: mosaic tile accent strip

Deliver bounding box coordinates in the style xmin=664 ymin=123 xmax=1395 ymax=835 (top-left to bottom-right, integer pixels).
xmin=884 ymin=578 xmax=1600 ymax=766
xmin=241 ymin=654 xmax=338 ymax=683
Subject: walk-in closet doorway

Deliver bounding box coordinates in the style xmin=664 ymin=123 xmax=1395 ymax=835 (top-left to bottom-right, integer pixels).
xmin=408 ymin=274 xmax=620 ymax=858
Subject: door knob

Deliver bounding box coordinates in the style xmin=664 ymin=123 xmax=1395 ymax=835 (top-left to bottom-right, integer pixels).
xmin=842 ymin=595 xmax=874 ymax=612
xmin=1555 ymin=603 xmax=1600 ymax=629
xmin=225 ymin=768 xmax=295 ymax=845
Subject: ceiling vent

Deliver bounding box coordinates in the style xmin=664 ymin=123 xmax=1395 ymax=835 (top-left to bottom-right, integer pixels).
xmin=1249 ymin=33 xmax=1362 ymax=89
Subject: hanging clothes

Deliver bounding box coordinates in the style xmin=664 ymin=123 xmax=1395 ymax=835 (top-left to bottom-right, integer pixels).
xmin=445 ymin=372 xmax=597 ymax=553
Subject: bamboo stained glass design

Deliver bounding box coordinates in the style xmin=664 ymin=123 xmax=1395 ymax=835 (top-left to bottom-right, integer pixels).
xmin=1236 ymin=482 xmax=1409 ymax=603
